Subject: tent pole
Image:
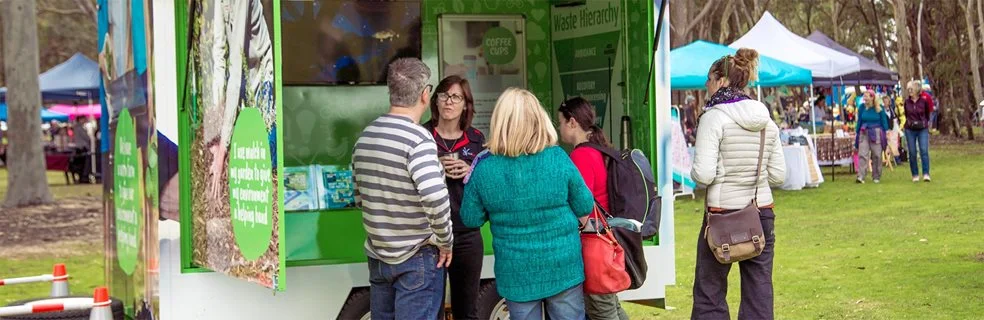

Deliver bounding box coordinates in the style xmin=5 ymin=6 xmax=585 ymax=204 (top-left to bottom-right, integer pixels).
xmin=810 ymin=84 xmax=816 ymax=140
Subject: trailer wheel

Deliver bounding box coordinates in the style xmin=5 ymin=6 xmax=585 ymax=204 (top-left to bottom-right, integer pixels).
xmin=337 ymin=288 xmax=371 ymax=320
xmin=1 ymin=296 xmax=125 ymax=320
xmin=476 ymin=281 xmax=509 ymax=320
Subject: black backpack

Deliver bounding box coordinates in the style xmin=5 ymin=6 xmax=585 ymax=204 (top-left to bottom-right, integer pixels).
xmin=580 ymin=143 xmax=661 ymax=289
xmin=580 ymin=143 xmax=661 ymax=238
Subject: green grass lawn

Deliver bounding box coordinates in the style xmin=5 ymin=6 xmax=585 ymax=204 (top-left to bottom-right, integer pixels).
xmin=0 ymin=168 xmax=104 ymax=305
xmin=1 ymin=143 xmax=982 ymax=317
xmin=0 ymin=169 xmax=102 ymax=201
xmin=624 ymin=143 xmax=984 ymax=319
xmin=0 ymin=249 xmax=106 ymax=305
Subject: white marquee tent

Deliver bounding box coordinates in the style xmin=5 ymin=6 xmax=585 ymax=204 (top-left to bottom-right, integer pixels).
xmin=730 ymin=11 xmax=861 ymax=79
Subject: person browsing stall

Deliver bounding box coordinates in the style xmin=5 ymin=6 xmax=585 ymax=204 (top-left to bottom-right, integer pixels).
xmin=351 ymin=58 xmax=453 ymax=320
xmin=422 ymin=75 xmax=486 ymax=320
xmin=461 ymin=88 xmax=593 ymax=320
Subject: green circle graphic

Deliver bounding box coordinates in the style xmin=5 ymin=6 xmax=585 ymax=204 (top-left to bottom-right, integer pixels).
xmin=483 ymin=27 xmax=517 ymax=65
xmin=228 ymin=108 xmax=273 ymax=261
xmin=114 ymin=108 xmax=141 ymax=275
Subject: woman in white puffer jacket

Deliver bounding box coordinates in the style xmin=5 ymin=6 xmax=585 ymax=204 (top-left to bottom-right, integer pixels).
xmin=690 ymin=48 xmax=786 ymax=320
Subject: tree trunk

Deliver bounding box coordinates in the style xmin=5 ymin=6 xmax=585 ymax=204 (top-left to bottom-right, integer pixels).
xmin=832 ymin=0 xmax=841 ymax=42
xmin=895 ymin=0 xmax=914 ymax=82
xmin=719 ymin=0 xmax=735 ymax=44
xmin=670 ymin=0 xmax=690 ymax=48
xmin=1 ymin=0 xmax=54 ymax=207
xmin=964 ymin=0 xmax=984 ymax=105
xmin=870 ymin=0 xmax=890 ymax=66
xmin=917 ymin=0 xmax=925 ymax=80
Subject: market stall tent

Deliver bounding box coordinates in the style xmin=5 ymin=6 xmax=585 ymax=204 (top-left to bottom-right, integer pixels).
xmin=806 ymin=31 xmax=899 ymax=86
xmin=0 ymin=103 xmax=70 ymax=122
xmin=0 ymin=53 xmax=101 ymax=102
xmin=730 ymin=12 xmax=861 ymax=79
xmin=49 ymin=103 xmax=103 ymax=120
xmin=671 ymin=40 xmax=813 ymax=90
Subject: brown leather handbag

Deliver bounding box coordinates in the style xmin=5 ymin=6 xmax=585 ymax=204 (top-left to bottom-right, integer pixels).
xmin=705 ymin=130 xmax=767 ymax=264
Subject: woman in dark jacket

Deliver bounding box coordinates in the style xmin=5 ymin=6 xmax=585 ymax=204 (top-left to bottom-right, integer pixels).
xmin=903 ymin=80 xmax=932 ymax=182
xmin=423 ymin=75 xmax=486 ymax=320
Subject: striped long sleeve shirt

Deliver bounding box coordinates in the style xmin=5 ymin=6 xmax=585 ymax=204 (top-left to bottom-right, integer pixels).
xmin=352 ymin=114 xmax=453 ymax=264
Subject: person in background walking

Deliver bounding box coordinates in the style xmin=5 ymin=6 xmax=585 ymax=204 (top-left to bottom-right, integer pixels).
xmin=557 ymin=97 xmax=630 ymax=320
xmin=904 ymin=80 xmax=932 ymax=182
xmin=461 ymin=88 xmax=593 ymax=320
xmin=423 ymin=75 xmax=485 ymax=320
xmin=351 ymin=58 xmax=453 ymax=320
xmin=854 ymin=90 xmax=890 ymax=184
xmin=72 ymin=116 xmax=93 ymax=183
xmin=691 ymin=48 xmax=786 ymax=320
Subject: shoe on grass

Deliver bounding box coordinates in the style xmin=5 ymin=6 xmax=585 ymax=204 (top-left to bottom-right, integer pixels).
xmin=856 ymin=178 xmax=865 ymax=184
xmin=923 ymin=174 xmax=931 ymax=182
xmin=874 ymin=179 xmax=880 ymax=184
xmin=912 ymin=176 xmax=920 ymax=182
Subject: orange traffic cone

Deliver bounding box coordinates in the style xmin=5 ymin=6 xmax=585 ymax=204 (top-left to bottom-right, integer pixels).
xmin=50 ymin=263 xmax=69 ymax=297
xmin=89 ymin=287 xmax=112 ymax=320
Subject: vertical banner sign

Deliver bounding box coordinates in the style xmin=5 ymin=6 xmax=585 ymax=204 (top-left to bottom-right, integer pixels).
xmin=190 ymin=0 xmax=282 ymax=290
xmin=114 ymin=109 xmax=141 ymax=275
xmin=551 ymin=1 xmax=623 ymax=129
xmin=439 ymin=15 xmax=526 ymax=136
xmin=99 ymin=0 xmax=157 ymax=318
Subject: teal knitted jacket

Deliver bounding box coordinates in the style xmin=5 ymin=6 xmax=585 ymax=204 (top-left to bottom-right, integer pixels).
xmin=461 ymin=146 xmax=595 ymax=303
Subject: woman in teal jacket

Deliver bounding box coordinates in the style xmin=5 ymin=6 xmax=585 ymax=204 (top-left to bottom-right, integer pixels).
xmin=461 ymin=88 xmax=594 ymax=320
xmin=855 ymin=89 xmax=890 ymax=184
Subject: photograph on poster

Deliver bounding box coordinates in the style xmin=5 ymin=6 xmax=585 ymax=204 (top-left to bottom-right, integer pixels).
xmin=189 ymin=0 xmax=280 ymax=289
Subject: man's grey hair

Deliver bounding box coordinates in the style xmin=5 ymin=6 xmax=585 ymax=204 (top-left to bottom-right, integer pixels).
xmin=387 ymin=58 xmax=432 ymax=107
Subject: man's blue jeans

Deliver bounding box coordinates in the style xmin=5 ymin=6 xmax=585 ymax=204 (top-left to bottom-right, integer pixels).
xmin=505 ymin=283 xmax=586 ymax=320
xmin=905 ymin=128 xmax=931 ymax=177
xmin=368 ymin=245 xmax=445 ymax=320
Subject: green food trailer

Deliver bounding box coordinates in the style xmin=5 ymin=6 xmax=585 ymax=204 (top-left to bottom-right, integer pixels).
xmin=100 ymin=0 xmax=677 ymax=319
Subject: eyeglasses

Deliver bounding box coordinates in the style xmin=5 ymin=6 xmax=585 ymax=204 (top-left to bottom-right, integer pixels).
xmin=437 ymin=92 xmax=464 ymax=104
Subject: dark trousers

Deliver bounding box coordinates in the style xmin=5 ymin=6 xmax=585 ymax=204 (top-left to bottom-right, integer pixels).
xmin=444 ymin=230 xmax=484 ymax=320
xmin=692 ymin=208 xmax=776 ymax=320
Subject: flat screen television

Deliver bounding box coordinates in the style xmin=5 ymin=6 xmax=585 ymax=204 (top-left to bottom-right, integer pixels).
xmin=281 ymin=0 xmax=422 ymax=85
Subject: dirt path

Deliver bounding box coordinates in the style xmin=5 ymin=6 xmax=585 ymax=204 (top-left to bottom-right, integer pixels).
xmin=0 ymin=196 xmax=102 ymax=258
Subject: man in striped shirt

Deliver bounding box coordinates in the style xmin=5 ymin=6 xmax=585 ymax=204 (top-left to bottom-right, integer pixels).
xmin=352 ymin=58 xmax=453 ymax=319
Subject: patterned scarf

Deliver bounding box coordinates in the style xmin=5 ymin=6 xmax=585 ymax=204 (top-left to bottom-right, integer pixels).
xmin=703 ymin=86 xmax=752 ymax=111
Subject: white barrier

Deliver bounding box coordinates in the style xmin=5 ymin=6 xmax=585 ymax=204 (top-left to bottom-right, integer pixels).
xmin=0 ymin=287 xmax=112 ymax=319
xmin=0 ymin=263 xmax=70 ymax=297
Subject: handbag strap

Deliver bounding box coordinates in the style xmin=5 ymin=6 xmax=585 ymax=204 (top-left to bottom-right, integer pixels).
xmin=704 ymin=129 xmax=767 ymax=210
xmin=752 ymin=129 xmax=766 ymax=201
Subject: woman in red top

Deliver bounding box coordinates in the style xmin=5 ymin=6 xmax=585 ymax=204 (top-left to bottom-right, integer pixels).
xmin=557 ymin=97 xmax=628 ymax=320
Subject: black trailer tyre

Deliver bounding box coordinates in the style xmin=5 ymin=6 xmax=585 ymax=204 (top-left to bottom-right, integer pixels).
xmin=476 ymin=280 xmax=510 ymax=320
xmin=1 ymin=296 xmax=124 ymax=320
xmin=337 ymin=288 xmax=371 ymax=320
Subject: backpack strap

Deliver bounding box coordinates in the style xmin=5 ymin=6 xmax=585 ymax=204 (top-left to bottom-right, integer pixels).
xmin=577 ymin=142 xmax=621 ymax=159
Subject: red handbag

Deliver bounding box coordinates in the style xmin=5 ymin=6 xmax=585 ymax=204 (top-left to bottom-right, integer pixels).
xmin=580 ymin=206 xmax=632 ymax=295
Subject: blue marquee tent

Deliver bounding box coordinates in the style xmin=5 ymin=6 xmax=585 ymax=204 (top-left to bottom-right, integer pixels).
xmin=0 ymin=53 xmax=100 ymax=102
xmin=0 ymin=103 xmax=70 ymax=122
xmin=671 ymin=40 xmax=813 ymax=90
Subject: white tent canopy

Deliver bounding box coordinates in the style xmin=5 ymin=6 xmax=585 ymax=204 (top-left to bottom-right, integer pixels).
xmin=730 ymin=11 xmax=861 ymax=78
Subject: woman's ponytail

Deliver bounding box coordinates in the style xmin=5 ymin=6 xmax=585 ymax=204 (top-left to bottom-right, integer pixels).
xmin=559 ymin=97 xmax=613 ymax=148
xmin=588 ymin=124 xmax=612 ymax=148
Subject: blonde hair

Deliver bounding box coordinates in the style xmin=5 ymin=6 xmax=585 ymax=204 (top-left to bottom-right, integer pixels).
xmin=907 ymin=80 xmax=923 ymax=93
xmin=486 ymin=88 xmax=558 ymax=157
xmin=864 ymin=90 xmax=883 ymax=112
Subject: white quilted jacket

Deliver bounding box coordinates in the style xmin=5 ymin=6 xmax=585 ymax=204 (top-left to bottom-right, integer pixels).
xmin=691 ymin=99 xmax=786 ymax=210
